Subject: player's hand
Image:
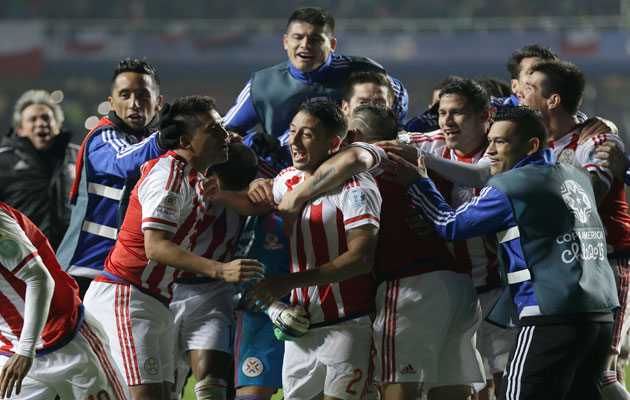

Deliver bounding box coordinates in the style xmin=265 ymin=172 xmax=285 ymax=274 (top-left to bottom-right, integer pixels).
xmin=578 ymin=117 xmax=618 ymax=144
xmin=248 ymin=179 xmax=274 ymax=206
xmin=265 ymin=301 xmax=310 ymax=341
xmin=0 ymin=354 xmax=32 ymax=399
xmin=244 ymin=276 xmax=292 ymax=312
xmin=202 ymin=176 xmax=225 ymax=204
xmin=217 ymin=259 xmax=265 ymax=283
xmin=595 ymin=141 xmax=629 ymax=181
xmin=381 ymin=153 xmax=428 ymax=186
xmin=228 ymin=130 xmax=244 ymax=143
xmin=278 ymin=189 xmax=304 ymax=237
xmin=374 ymin=140 xmax=418 ymax=163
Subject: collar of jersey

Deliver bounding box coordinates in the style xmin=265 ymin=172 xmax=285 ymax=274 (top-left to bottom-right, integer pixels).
xmin=288 ymin=54 xmax=334 ymax=83
xmin=512 ymin=148 xmax=555 ymax=170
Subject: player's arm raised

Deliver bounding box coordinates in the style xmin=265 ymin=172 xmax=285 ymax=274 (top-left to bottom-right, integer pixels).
xmin=245 ymin=224 xmax=378 ymax=311
xmin=144 ymin=228 xmax=264 ymax=283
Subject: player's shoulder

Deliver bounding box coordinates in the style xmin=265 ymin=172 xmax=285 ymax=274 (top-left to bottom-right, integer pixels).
xmin=275 ymin=166 xmax=299 ymax=180
xmin=338 ymin=54 xmax=385 ymax=72
xmin=403 ymin=129 xmax=445 ymax=143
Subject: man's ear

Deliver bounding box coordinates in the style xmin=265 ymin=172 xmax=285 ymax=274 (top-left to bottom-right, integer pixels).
xmin=510 ymin=79 xmax=519 ymax=94
xmin=548 ymin=94 xmax=561 ymax=110
xmin=328 ymin=136 xmax=341 ymax=153
xmin=341 ymin=100 xmax=350 ymax=116
xmin=283 ymin=34 xmax=289 ymax=51
xmin=15 ymin=127 xmax=24 ymax=137
xmin=155 ymin=95 xmax=164 ymax=111
xmin=527 ymin=137 xmax=540 ymax=155
xmin=330 ymin=37 xmax=337 ymax=52
xmin=178 ymin=133 xmax=191 ymax=150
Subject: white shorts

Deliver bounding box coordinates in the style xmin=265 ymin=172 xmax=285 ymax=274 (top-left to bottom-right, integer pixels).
xmin=476 ymin=288 xmax=517 ymax=376
xmin=0 ymin=312 xmax=130 ymax=399
xmin=84 ymin=281 xmax=175 ymax=386
xmin=373 ymin=271 xmax=485 ymax=387
xmin=283 ymin=315 xmax=372 ymax=400
xmin=170 ymin=280 xmax=234 ymax=393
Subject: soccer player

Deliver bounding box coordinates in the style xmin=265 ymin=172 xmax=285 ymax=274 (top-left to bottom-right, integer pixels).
xmin=0 ymin=202 xmax=130 ymax=399
xmin=83 ymin=96 xmax=264 ymax=400
xmin=223 ymin=6 xmax=408 ymax=139
xmin=57 ymin=58 xmax=167 ymax=297
xmin=518 ymin=60 xmax=630 ymax=399
xmin=384 ymin=106 xmax=618 ymax=400
xmin=170 ymin=142 xmax=260 ymax=400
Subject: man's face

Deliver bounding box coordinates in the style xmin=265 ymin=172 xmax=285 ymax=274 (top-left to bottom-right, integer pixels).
xmin=342 ymin=82 xmax=392 ymax=118
xmin=517 ymin=71 xmax=549 ymax=113
xmin=283 ymin=22 xmax=337 ymax=73
xmin=186 ymin=109 xmax=230 ymax=171
xmin=17 ymin=104 xmax=60 ymax=151
xmin=288 ymin=111 xmax=337 ymax=175
xmin=438 ymin=93 xmax=488 ymax=156
xmin=512 ymin=56 xmax=542 ymax=95
xmin=109 ymin=72 xmax=163 ymax=131
xmin=486 ymin=120 xmax=533 ymax=175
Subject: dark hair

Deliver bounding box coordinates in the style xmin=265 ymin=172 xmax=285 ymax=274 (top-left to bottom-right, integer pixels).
xmin=350 ymin=103 xmax=397 ymax=142
xmin=474 ymin=76 xmax=511 ymax=98
xmin=297 ymin=101 xmax=348 ymax=140
xmin=506 ymin=44 xmax=558 ymax=80
xmin=342 ymin=71 xmax=393 ymax=107
xmin=433 ymin=75 xmax=463 ymax=91
xmin=493 ymin=106 xmax=548 ymax=148
xmin=530 ymin=60 xmax=585 ymax=115
xmin=111 ymin=58 xmax=160 ymax=93
xmin=158 ymin=95 xmax=216 ymax=150
xmin=287 ymin=7 xmax=335 ymax=37
xmin=209 ymin=142 xmax=258 ymax=191
xmin=439 ymin=79 xmax=490 ymax=112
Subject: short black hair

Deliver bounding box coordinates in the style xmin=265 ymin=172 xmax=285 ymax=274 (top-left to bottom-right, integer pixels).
xmin=506 ymin=44 xmax=558 ymax=80
xmin=342 ymin=71 xmax=393 ymax=106
xmin=350 ymin=103 xmax=397 ymax=142
xmin=287 ymin=7 xmax=335 ymax=37
xmin=433 ymin=75 xmax=463 ymax=91
xmin=493 ymin=106 xmax=548 ymax=148
xmin=297 ymin=101 xmax=348 ymax=141
xmin=158 ymin=95 xmax=216 ymax=150
xmin=209 ymin=142 xmax=258 ymax=191
xmin=530 ymin=60 xmax=585 ymax=115
xmin=439 ymin=79 xmax=490 ymax=112
xmin=111 ymin=58 xmax=160 ymax=93
xmin=474 ymin=76 xmax=511 ymax=98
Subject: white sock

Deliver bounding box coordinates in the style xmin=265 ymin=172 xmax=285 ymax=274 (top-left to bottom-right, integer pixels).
xmin=603 ymin=370 xmax=630 ymax=400
xmin=194 ymin=377 xmax=227 ymax=400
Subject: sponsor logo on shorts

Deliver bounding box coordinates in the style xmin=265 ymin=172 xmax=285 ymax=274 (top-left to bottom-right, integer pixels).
xmin=0 ymin=238 xmax=19 ymax=258
xmin=401 ymin=364 xmax=417 ymax=374
xmin=242 ymin=357 xmax=264 ymax=377
xmin=144 ymin=358 xmax=160 ymax=375
xmin=347 ymin=188 xmax=366 ymax=209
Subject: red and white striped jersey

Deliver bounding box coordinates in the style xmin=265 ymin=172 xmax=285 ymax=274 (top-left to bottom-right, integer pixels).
xmin=99 ymin=151 xmax=206 ymax=304
xmin=549 ymin=128 xmax=630 ymax=254
xmin=177 ymin=202 xmax=246 ymax=280
xmin=272 ymin=167 xmax=381 ymax=326
xmin=403 ymin=131 xmax=500 ymax=289
xmin=0 ymin=203 xmax=82 ymax=356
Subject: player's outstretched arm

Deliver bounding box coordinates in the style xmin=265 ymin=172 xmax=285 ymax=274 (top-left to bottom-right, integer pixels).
xmin=204 ymin=176 xmax=274 ymax=216
xmin=422 ymin=152 xmax=491 ymax=188
xmin=595 ymin=141 xmax=630 ymax=184
xmin=279 ymin=146 xmax=376 ymax=235
xmin=245 ymin=224 xmax=378 ymax=311
xmin=144 ymin=228 xmax=264 ymax=283
xmin=578 ymin=116 xmax=619 ymax=144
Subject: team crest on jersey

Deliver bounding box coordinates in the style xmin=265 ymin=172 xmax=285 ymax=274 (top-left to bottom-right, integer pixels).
xmin=347 ymin=188 xmax=367 ymax=209
xmin=144 ymin=358 xmax=159 ymax=375
xmin=0 ymin=238 xmax=19 ymax=258
xmin=263 ymin=233 xmax=283 ymax=250
xmin=242 ymin=357 xmax=264 ymax=377
xmin=558 ymin=148 xmax=575 ymax=164
xmin=561 ymin=179 xmax=592 ymax=223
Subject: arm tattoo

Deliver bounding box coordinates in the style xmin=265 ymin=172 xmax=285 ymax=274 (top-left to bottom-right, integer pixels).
xmin=309 ymin=167 xmax=336 ymax=195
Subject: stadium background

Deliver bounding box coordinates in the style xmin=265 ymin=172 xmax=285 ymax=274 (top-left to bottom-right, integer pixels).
xmin=2 ymin=0 xmax=629 ymax=397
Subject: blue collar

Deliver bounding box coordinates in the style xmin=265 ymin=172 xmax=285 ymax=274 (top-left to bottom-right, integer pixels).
xmin=510 ymin=93 xmax=520 ymax=106
xmin=288 ymin=54 xmax=334 ymax=83
xmin=512 ymin=148 xmax=555 ymax=169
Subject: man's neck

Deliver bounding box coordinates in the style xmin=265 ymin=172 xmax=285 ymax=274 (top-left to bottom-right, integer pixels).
xmin=547 ymin=111 xmax=580 ymax=140
xmin=173 ymin=149 xmax=208 ymax=174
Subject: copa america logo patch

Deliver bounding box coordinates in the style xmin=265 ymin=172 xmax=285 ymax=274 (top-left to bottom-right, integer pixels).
xmin=163 ymin=193 xmax=176 ymax=206
xmin=347 ymin=188 xmax=366 ymax=209
xmin=242 ymin=357 xmax=264 ymax=377
xmin=0 ymin=238 xmax=19 ymax=258
xmin=144 ymin=358 xmax=159 ymax=375
xmin=561 ymin=179 xmax=592 ymax=223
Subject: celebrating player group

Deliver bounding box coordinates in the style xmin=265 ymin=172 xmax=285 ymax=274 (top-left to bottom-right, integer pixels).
xmin=2 ymin=5 xmax=630 ymax=400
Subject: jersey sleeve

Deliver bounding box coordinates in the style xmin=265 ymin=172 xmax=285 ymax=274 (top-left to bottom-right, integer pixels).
xmin=407 ymin=178 xmax=514 ymax=241
xmin=88 ymin=129 xmax=164 ymax=179
xmin=137 ymin=164 xmax=186 ymax=233
xmin=577 ymin=133 xmax=624 ymax=189
xmin=272 ymin=169 xmax=292 ymax=206
xmin=347 ymin=141 xmax=386 ymax=173
xmin=337 ymin=172 xmax=382 ymax=231
xmin=0 ymin=209 xmax=44 ymax=277
xmin=223 ymin=79 xmax=259 ymax=134
xmin=398 ymin=130 xmax=447 ymax=157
